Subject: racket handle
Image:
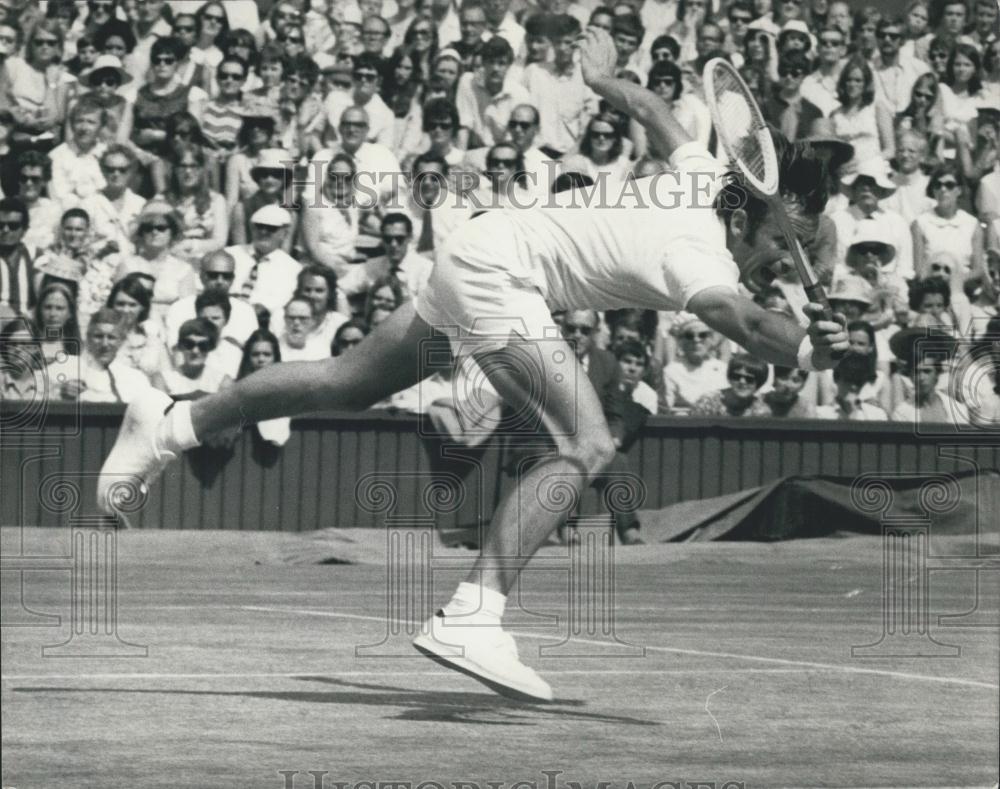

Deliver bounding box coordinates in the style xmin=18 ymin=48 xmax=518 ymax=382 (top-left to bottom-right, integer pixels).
xmin=804 ymin=283 xmax=845 ymax=361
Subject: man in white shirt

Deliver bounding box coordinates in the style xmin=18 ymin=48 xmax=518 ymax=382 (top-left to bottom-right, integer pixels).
xmin=165 ymin=250 xmax=259 ymax=347
xmin=871 ymin=17 xmax=929 ymax=116
xmin=87 ymin=145 xmax=147 ymax=257
xmin=455 ymin=36 xmax=530 ymax=147
xmin=800 ymin=26 xmax=845 ymax=117
xmin=227 ymin=206 xmax=301 ymax=320
xmin=99 ymin=30 xmax=849 ymax=705
xmin=47 ymin=99 xmax=106 ymax=210
xmin=279 ymin=296 xmax=331 ymax=361
xmin=312 ymin=107 xmax=401 ymax=205
xmin=339 ymin=212 xmax=434 ymax=302
xmin=464 ymin=104 xmax=557 ymax=195
xmin=881 ymin=130 xmax=934 ymax=225
xmin=483 ymin=0 xmax=524 ymax=54
xmin=522 ymin=14 xmax=596 ymax=156
xmin=323 ymin=53 xmax=396 ymax=149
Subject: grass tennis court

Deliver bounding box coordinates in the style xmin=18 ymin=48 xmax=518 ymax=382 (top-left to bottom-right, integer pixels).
xmin=2 ymin=529 xmax=997 ymax=789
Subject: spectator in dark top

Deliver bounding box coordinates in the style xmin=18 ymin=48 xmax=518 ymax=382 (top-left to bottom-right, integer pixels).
xmin=764 ymin=51 xmax=823 ymax=141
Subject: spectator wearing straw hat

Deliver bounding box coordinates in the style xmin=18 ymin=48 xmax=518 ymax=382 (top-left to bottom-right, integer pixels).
xmin=230 ymin=149 xmax=298 ymax=252
xmin=70 ymin=54 xmax=132 ymax=143
xmin=828 ymin=273 xmax=876 ymax=323
xmin=227 ymin=204 xmax=300 ymax=320
xmin=830 ymin=158 xmax=914 ymax=280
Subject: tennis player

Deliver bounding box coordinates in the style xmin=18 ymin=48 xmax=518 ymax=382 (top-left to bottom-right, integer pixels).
xmin=98 ymin=30 xmax=848 ymax=703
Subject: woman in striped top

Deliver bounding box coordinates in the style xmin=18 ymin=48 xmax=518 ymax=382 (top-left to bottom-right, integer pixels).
xmin=202 ymin=57 xmax=250 ymax=186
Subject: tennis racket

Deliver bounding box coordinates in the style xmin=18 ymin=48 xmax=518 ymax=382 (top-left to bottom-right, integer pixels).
xmin=702 ymin=57 xmax=835 ymax=320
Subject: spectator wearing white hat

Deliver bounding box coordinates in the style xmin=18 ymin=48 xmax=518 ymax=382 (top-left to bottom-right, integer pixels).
xmin=830 ymin=158 xmax=914 ymax=280
xmin=662 ymin=315 xmax=728 ymax=413
xmin=227 ymin=204 xmax=301 ymax=320
xmin=912 ymin=162 xmax=985 ymax=279
xmin=828 ymin=273 xmax=876 ymax=323
xmin=230 ymin=149 xmax=298 ymax=252
xmin=68 ymin=54 xmax=133 ymax=143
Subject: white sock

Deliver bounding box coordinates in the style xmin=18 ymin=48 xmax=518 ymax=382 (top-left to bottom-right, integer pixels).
xmin=442 ymin=582 xmax=506 ymax=624
xmin=155 ymin=400 xmax=200 ymax=454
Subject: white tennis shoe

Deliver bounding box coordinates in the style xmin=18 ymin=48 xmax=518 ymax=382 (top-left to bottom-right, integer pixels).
xmin=412 ymin=611 xmax=553 ymax=703
xmin=97 ymin=389 xmax=177 ymax=516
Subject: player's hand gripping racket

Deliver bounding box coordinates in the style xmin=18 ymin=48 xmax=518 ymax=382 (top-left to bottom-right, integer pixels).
xmin=702 ymin=57 xmax=836 ymax=321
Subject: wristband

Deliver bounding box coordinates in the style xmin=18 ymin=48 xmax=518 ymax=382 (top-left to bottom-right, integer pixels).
xmin=796 ymin=335 xmax=816 ymax=372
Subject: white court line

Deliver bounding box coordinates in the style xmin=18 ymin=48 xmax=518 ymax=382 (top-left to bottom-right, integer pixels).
xmin=1 ymin=668 xmax=813 ymax=681
xmin=238 ymin=605 xmax=1000 ymax=691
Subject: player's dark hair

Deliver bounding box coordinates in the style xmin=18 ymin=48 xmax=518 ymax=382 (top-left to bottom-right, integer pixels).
xmin=715 ymin=128 xmax=830 ymax=242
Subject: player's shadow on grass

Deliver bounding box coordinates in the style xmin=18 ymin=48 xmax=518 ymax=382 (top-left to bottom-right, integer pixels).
xmin=13 ymin=676 xmax=660 ymax=727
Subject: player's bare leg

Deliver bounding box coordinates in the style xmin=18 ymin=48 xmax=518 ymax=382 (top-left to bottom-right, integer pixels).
xmin=413 ymin=334 xmax=616 ymax=703
xmin=97 ymin=303 xmax=437 ymax=512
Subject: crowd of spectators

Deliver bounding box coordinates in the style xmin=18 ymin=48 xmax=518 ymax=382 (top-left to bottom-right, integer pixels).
xmin=1 ymin=0 xmax=999 ymax=439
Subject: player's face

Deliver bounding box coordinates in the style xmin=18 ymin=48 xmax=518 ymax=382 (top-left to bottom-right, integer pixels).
xmin=729 ymin=209 xmax=819 ymax=293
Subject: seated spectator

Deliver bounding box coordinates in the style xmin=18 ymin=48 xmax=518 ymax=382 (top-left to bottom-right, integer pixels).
xmin=382 ymin=49 xmax=425 ymax=161
xmin=559 ymin=112 xmax=634 ymax=186
xmin=829 ymin=56 xmax=895 ymax=166
xmin=45 ymin=307 xmax=151 ymax=402
xmin=236 ymin=327 xmax=291 ymax=446
xmin=164 ymin=250 xmax=258 ymax=349
xmin=117 ymin=200 xmax=198 ymax=323
xmin=278 ymin=296 xmax=331 ymax=361
xmin=200 ymin=56 xmax=252 ymax=160
xmin=0 ymin=197 xmax=37 ymax=323
xmin=606 ymin=308 xmax=666 ymax=410
xmin=35 ymin=208 xmax=121 ymax=327
xmin=408 ymin=97 xmax=465 ymax=170
xmin=894 ymin=76 xmax=945 ymax=158
xmin=32 ymin=282 xmax=81 ymax=364
xmin=615 ymin=338 xmax=658 ymax=415
xmin=152 ymin=316 xmax=232 ymax=397
xmin=909 ymin=274 xmax=956 ymax=329
xmin=15 ymin=153 xmax=62 ymax=252
xmin=273 ymin=54 xmax=325 ymax=161
xmin=952 ymin=316 xmax=1000 ymax=427
xmin=817 ymin=319 xmax=889 ymax=411
xmin=816 ymin=352 xmax=890 ymax=420
xmin=106 ymin=275 xmax=165 ymax=378
xmin=224 ymin=113 xmax=279 ymax=211
xmin=362 ymin=275 xmax=405 ymax=328
xmin=690 ymin=353 xmax=772 ymax=417
xmin=5 ymin=21 xmax=74 ymax=152
xmin=763 ymin=366 xmax=815 ymax=417
xmin=314 ymin=105 xmax=402 ymax=207
xmin=229 ymin=205 xmax=301 ymax=319
xmin=230 ymin=149 xmax=298 ymax=250
xmin=912 ymin=161 xmax=984 ymax=278
xmin=883 ymin=129 xmax=936 ymax=226
xmin=889 ymin=328 xmax=968 ymax=424
xmin=476 ymin=142 xmax=534 ymax=209
xmin=662 ymin=315 xmax=728 ymax=412
xmin=842 ymin=224 xmax=907 ymax=334
xmin=161 ymin=143 xmax=230 ymax=264
xmin=763 ymin=51 xmax=823 ymax=142
xmin=454 ymin=36 xmax=529 ymax=149
xmin=0 ymin=317 xmax=49 ymax=401
xmin=194 ymin=289 xmax=242 ymax=379
xmin=331 ymin=318 xmax=369 ymax=356
xmin=323 ymin=52 xmax=395 ymax=149
xmin=87 ymin=145 xmax=146 ymax=258
xmin=301 ymin=152 xmax=365 ymax=273
xmin=285 ymin=265 xmax=348 ymax=350
xmin=48 ymin=97 xmax=108 ymax=211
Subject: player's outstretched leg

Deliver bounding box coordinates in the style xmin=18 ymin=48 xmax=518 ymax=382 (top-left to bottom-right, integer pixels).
xmin=413 ymin=335 xmax=616 ymax=702
xmin=98 ymin=302 xmax=436 ymax=513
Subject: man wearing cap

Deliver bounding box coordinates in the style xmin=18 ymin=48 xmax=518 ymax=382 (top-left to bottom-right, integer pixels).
xmin=830 ymin=158 xmax=913 ymax=280
xmin=523 ymin=14 xmax=597 ymax=157
xmin=226 ymin=205 xmax=302 ymax=320
xmin=871 ymin=17 xmax=929 ymax=116
xmin=322 ymin=52 xmax=395 ymax=148
xmin=456 ymin=36 xmax=530 ymax=147
xmin=165 ymin=250 xmax=259 ymax=349
xmin=232 ymin=149 xmax=298 ymax=252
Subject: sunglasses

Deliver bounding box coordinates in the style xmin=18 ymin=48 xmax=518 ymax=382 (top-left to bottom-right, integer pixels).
xmin=488 ymin=158 xmax=517 ymax=167
xmin=329 ymin=78 xmax=352 ymax=89
xmin=413 ymin=28 xmax=433 ymax=36
xmin=730 ymin=14 xmax=752 ymax=23
xmin=34 ymin=38 xmax=60 ymax=47
xmin=508 ymin=120 xmax=534 ymax=129
xmin=354 ymin=71 xmax=379 ymax=82
xmin=19 ymin=174 xmax=43 ymax=183
xmin=682 ymin=331 xmax=711 ymax=340
xmin=0 ymin=221 xmax=23 ymax=231
xmin=218 ymin=71 xmax=244 ymax=81
xmin=152 ymin=56 xmax=176 ymax=65
xmin=382 ymin=234 xmax=409 ymax=244
xmin=341 ymin=120 xmax=368 ymax=129
xmin=141 ymin=222 xmax=172 ymax=233
xmin=877 ymin=31 xmax=903 ymax=40
xmin=180 ymin=338 xmax=211 ymax=352
xmin=934 ymin=180 xmax=960 ymax=190
xmin=819 ymin=37 xmax=843 ymax=45
xmin=102 ymin=164 xmax=129 ymax=173
xmin=203 ymin=13 xmax=225 ymax=23
xmin=729 ymin=372 xmax=757 ymax=383
xmin=252 ymin=223 xmax=283 ymax=234
xmin=174 ymin=25 xmax=196 ymax=33
xmin=204 ymin=270 xmax=235 ymax=279
xmin=93 ymin=75 xmax=120 ymax=87
xmin=282 ymin=35 xmax=305 ymax=44
xmin=854 ymin=243 xmax=885 ymax=256
xmin=563 ymin=324 xmax=594 ymax=335
xmin=427 ymin=120 xmax=453 ymax=130
xmin=590 ymin=130 xmax=616 ymax=140
xmin=930 ymin=263 xmax=951 ymax=272
xmin=652 ymin=76 xmax=675 ymax=86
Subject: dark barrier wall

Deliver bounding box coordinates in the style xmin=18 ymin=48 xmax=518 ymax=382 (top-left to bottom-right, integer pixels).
xmin=2 ymin=403 xmax=998 ymax=530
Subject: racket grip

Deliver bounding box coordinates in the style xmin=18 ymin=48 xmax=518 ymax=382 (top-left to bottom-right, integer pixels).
xmin=804 ymin=283 xmax=845 ymax=361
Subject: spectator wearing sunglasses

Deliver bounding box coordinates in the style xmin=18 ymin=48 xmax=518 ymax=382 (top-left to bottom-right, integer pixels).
xmin=663 ymin=314 xmax=728 ymax=413
xmin=559 ymin=112 xmax=633 ymax=187
xmin=14 ymin=152 xmax=62 ymax=253
xmin=690 ymin=353 xmax=772 ymax=417
xmin=913 ymin=162 xmax=984 ymax=278
xmin=0 ymin=197 xmax=38 ymax=323
xmin=800 ymin=25 xmax=846 ymax=117
xmin=191 ymin=2 xmax=229 ymax=72
xmin=339 ymin=212 xmax=433 ymax=305
xmin=763 ymin=51 xmax=823 ymax=141
xmin=122 ymin=0 xmax=174 ymax=82
xmin=275 ymin=54 xmax=325 ymax=161
xmin=323 ymin=52 xmax=396 ymax=149
xmin=70 ymin=55 xmax=132 ymax=145
xmin=165 ymin=250 xmax=258 ymax=350
xmin=201 ymin=57 xmax=251 ymax=156
xmin=871 ymin=16 xmax=929 ymax=115
xmin=153 ymin=316 xmax=232 ymax=397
